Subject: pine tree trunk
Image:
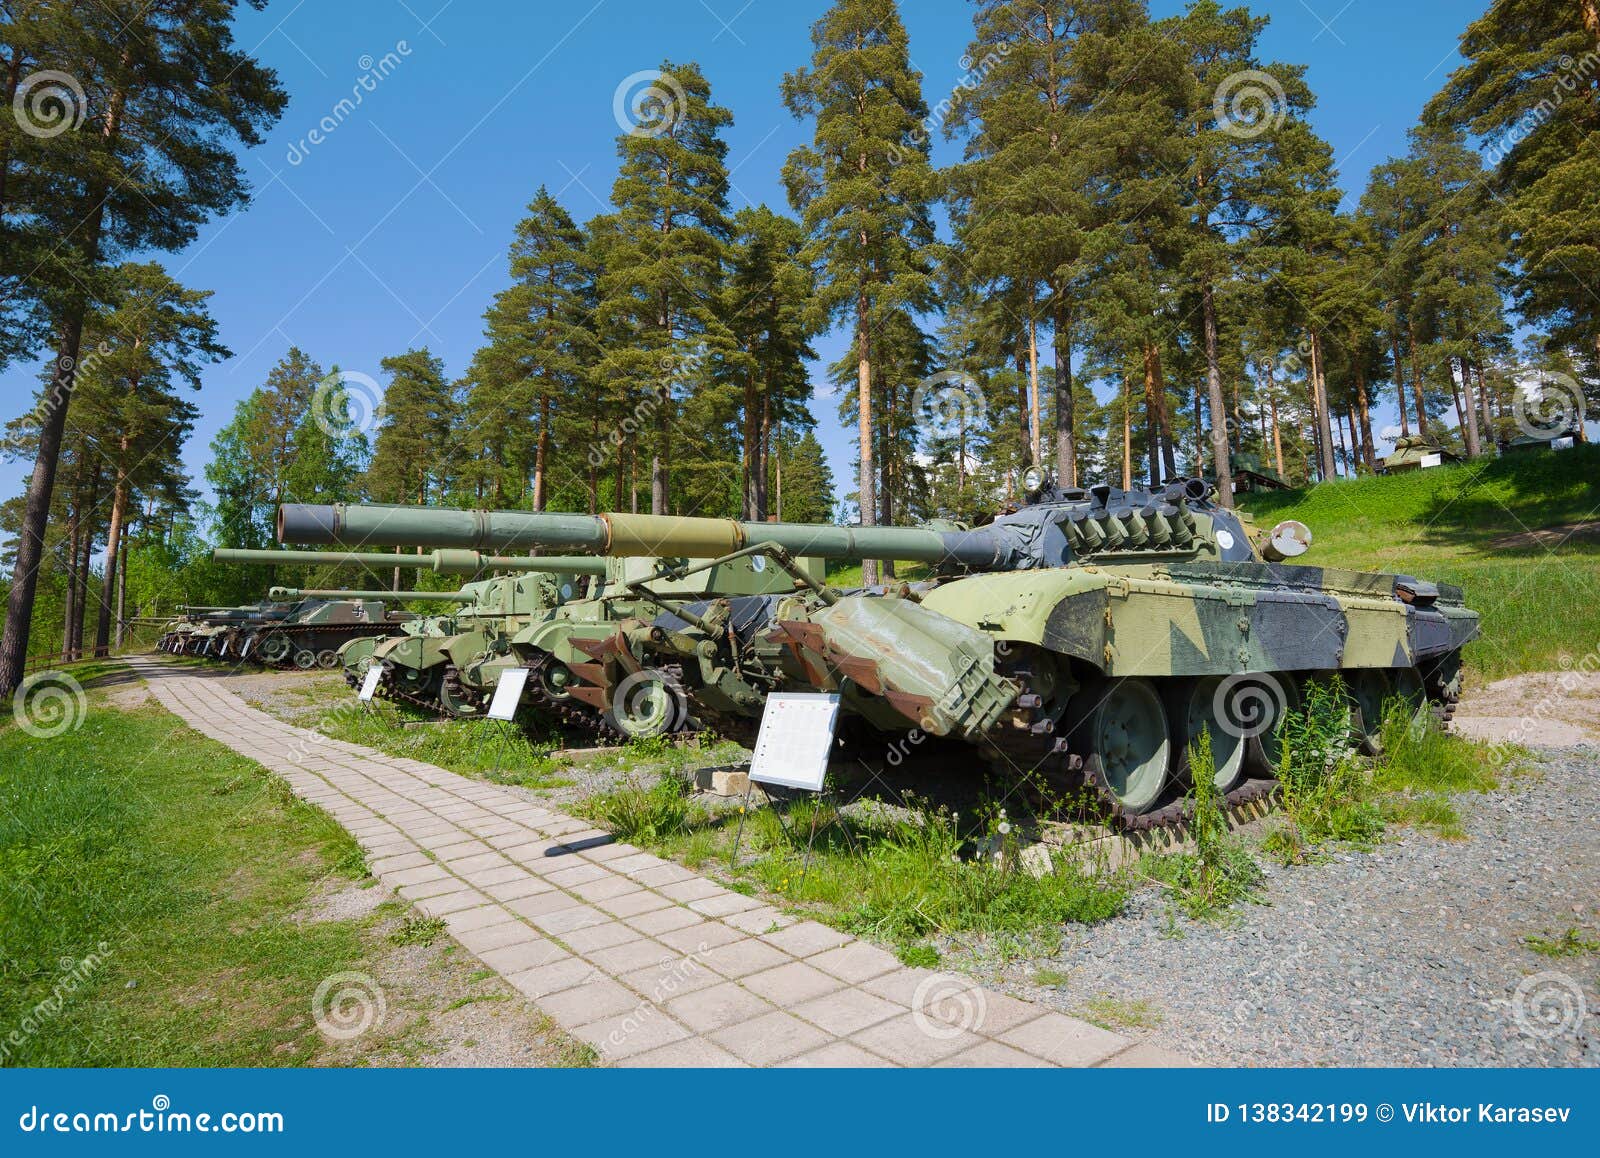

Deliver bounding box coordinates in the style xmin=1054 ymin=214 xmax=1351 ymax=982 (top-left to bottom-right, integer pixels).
xmin=1391 ymin=330 xmax=1410 ymax=436
xmin=856 ymin=289 xmax=878 ymax=587
xmin=1309 ymin=330 xmax=1337 ymax=480
xmin=95 ymin=468 xmax=129 ymax=658
xmin=0 ymin=315 xmax=86 ymax=693
xmin=1052 ymin=302 xmax=1077 ymax=485
xmin=1355 ymin=361 xmax=1375 ymax=469
xmin=1475 ymin=359 xmax=1493 ymax=446
xmin=756 ymin=393 xmax=771 ymax=520
xmin=1270 ymin=390 xmax=1285 ymax=479
xmin=533 ymin=397 xmax=550 ymax=511
xmin=1027 ymin=317 xmax=1042 ymax=467
xmin=1201 ymin=282 xmax=1234 ymax=506
xmin=742 ymin=377 xmax=759 ymax=520
xmin=1408 ymin=322 xmax=1429 ymax=437
xmin=1142 ymin=342 xmax=1177 ymax=484
xmin=61 ymin=500 xmax=81 ymax=662
xmin=1014 ymin=332 xmax=1032 ymax=469
xmin=1121 ymin=376 xmax=1133 ymax=491
xmin=115 ymin=530 xmax=129 ymax=650
xmin=1456 ymin=356 xmax=1481 ymax=457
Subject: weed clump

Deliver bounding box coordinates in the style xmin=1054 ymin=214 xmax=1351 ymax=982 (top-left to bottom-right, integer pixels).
xmin=578 ymin=771 xmax=693 ymax=843
xmin=1147 ymin=733 xmax=1264 ymax=919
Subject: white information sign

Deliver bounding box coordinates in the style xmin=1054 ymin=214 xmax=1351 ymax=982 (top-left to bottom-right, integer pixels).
xmin=358 ymin=665 xmax=384 ymax=702
xmin=1420 ymin=452 xmax=1443 ymax=468
xmin=749 ymin=693 xmax=841 ymax=792
xmin=487 ymin=667 xmax=532 ymax=722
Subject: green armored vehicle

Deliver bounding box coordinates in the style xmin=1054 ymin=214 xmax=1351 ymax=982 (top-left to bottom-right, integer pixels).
xmin=218 ymin=548 xmax=607 ymax=709
xmin=276 ymin=483 xmax=1478 ymax=824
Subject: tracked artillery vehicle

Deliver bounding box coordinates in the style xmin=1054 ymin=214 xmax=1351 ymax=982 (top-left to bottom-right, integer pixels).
xmin=277 ymin=482 xmax=1479 ymax=824
xmin=222 ymin=548 xmax=608 ymax=714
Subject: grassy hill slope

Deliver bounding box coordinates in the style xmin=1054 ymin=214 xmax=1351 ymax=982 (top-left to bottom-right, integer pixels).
xmin=1240 ymin=445 xmax=1600 ymax=681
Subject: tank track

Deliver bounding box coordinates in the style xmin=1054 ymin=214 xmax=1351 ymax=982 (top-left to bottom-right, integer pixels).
xmin=980 ymin=656 xmax=1464 ymax=835
xmin=524 ymin=652 xmax=623 ymax=739
xmin=440 ymin=665 xmax=489 ymax=718
xmin=255 ymin=624 xmax=409 ymax=670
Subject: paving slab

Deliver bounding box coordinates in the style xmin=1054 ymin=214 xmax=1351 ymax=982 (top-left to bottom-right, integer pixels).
xmin=128 ymin=657 xmax=1185 ymax=1070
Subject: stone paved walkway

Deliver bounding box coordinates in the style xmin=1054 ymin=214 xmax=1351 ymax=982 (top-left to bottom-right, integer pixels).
xmin=130 ymin=658 xmax=1191 ymax=1068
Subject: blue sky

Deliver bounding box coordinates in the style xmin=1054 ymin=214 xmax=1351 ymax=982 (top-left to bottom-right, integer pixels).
xmin=0 ymin=0 xmax=1488 ymax=516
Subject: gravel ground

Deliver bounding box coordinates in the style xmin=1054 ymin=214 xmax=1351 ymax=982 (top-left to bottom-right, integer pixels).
xmin=964 ymin=745 xmax=1600 ymax=1067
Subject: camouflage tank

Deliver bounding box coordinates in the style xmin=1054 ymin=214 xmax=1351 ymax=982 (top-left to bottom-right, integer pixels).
xmin=221 ymin=548 xmax=607 ymax=714
xmin=277 ymin=484 xmax=1479 ymax=823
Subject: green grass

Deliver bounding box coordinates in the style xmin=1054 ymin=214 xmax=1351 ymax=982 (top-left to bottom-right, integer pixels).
xmin=582 ymin=773 xmax=1129 ymax=948
xmin=0 ymin=700 xmax=379 ymax=1065
xmin=1240 ymin=445 xmax=1600 ymax=681
xmin=1262 ymin=685 xmax=1507 ymax=863
xmin=1145 ymin=737 xmax=1265 ymax=920
xmin=1522 ymin=927 xmax=1600 ymax=958
xmin=1077 ymin=996 xmax=1164 ymax=1031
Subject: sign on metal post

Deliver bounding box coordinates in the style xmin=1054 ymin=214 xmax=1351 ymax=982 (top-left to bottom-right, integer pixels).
xmin=487 ymin=668 xmax=532 ymax=722
xmin=749 ymin=693 xmax=841 ymax=792
xmin=358 ymin=665 xmax=384 ymax=702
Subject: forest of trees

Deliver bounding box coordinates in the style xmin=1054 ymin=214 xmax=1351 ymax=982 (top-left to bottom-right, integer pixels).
xmin=2 ymin=0 xmax=1598 ymax=691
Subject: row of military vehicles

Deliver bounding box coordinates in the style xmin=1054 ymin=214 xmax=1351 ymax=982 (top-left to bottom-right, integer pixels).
xmin=167 ymin=476 xmax=1478 ymax=830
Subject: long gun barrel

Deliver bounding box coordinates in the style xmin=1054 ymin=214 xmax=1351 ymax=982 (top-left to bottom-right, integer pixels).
xmin=214 ymin=547 xmax=608 ymax=577
xmin=268 ymin=586 xmax=478 ymax=603
xmin=278 ymin=504 xmax=1020 ymax=569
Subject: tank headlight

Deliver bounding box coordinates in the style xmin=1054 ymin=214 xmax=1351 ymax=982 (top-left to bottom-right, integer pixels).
xmin=1264 ymin=519 xmax=1312 ymax=561
xmin=1022 ymin=467 xmax=1046 ymax=497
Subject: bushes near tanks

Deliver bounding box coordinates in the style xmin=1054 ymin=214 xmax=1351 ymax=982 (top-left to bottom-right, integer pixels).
xmin=1144 ymin=736 xmax=1266 ymax=921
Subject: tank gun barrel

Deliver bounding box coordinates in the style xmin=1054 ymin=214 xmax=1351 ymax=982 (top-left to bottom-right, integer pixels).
xmin=268 ymin=586 xmax=477 ymax=603
xmin=213 ymin=547 xmax=607 ymax=576
xmin=278 ymin=503 xmax=1019 ymax=569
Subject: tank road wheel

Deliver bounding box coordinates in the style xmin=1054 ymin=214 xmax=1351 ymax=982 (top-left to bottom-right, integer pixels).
xmin=1347 ymin=668 xmax=1392 ymax=756
xmin=293 ymin=649 xmax=318 ymax=671
xmin=1080 ymin=678 xmax=1171 ymax=815
xmin=1230 ymin=671 xmax=1300 ymax=778
xmin=1170 ymin=677 xmax=1251 ymax=794
xmin=437 ymin=667 xmax=486 ymax=718
xmin=316 ymin=649 xmax=341 ymax=670
xmin=257 ymin=634 xmax=292 ymax=666
xmin=603 ymin=669 xmax=688 ymax=741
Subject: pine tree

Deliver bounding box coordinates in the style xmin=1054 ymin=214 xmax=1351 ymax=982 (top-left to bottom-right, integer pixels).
xmin=366 ymin=349 xmax=457 ymax=504
xmin=78 ymin=263 xmax=223 ymax=654
xmin=595 ymin=61 xmax=734 ymax=516
xmin=724 ymin=206 xmax=817 ymax=520
xmin=783 ymin=0 xmax=937 ymax=583
xmin=0 ymin=0 xmax=285 ymax=695
xmin=1428 ymin=0 xmax=1600 ymax=373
